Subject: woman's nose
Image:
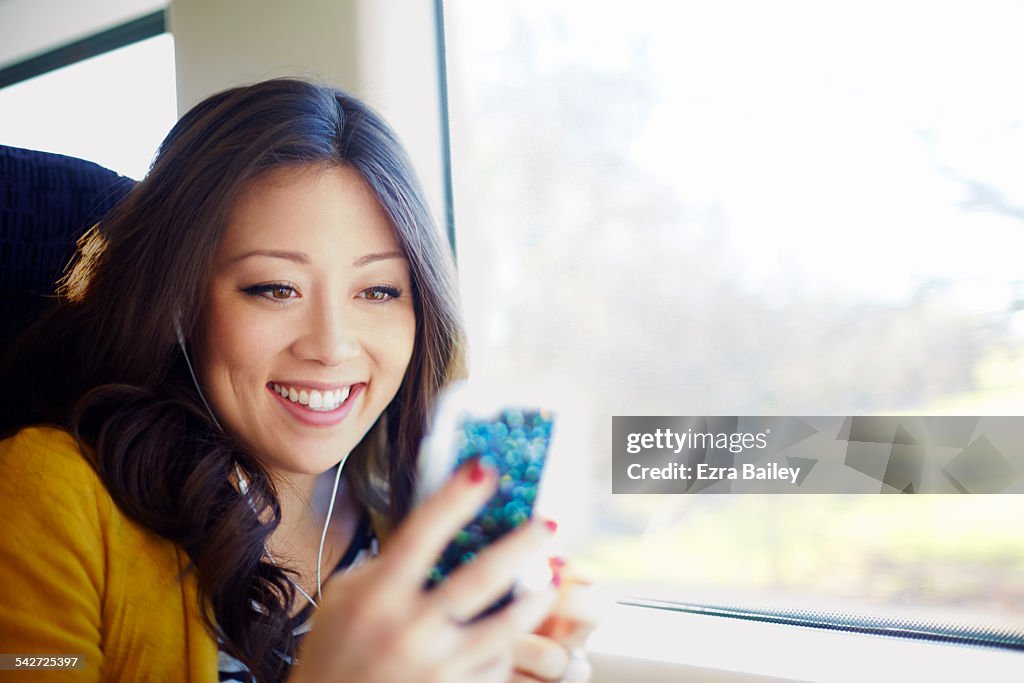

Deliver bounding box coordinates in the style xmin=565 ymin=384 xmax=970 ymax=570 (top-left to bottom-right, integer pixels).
xmin=292 ymin=298 xmax=360 ymax=366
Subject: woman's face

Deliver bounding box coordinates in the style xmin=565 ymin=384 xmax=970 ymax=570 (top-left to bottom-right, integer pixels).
xmin=197 ymin=164 xmax=416 ymax=477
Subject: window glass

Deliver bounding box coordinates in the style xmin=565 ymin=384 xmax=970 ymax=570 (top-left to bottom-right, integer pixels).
xmin=443 ymin=0 xmax=1024 ymax=636
xmin=0 ymin=33 xmax=177 ymax=179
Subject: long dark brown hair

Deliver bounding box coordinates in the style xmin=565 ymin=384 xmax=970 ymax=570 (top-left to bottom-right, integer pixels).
xmin=0 ymin=78 xmax=466 ymax=682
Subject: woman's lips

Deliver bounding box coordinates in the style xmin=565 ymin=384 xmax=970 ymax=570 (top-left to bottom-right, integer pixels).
xmin=267 ymin=382 xmax=364 ymax=427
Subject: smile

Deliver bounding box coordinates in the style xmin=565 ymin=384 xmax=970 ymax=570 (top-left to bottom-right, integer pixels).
xmin=271 ymin=383 xmax=351 ymax=411
xmin=266 ymin=382 xmax=364 ymax=427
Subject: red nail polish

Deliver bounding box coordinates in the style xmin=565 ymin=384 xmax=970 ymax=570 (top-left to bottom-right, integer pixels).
xmin=468 ymin=458 xmax=488 ymax=483
xmin=543 ymin=519 xmax=558 ymax=533
xmin=551 ymin=570 xmax=562 ymax=588
xmin=549 ymin=556 xmax=567 ymax=569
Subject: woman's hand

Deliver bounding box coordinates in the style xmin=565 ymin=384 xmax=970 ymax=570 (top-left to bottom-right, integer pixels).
xmin=509 ymin=560 xmax=596 ymax=683
xmin=287 ymin=460 xmax=559 ymax=683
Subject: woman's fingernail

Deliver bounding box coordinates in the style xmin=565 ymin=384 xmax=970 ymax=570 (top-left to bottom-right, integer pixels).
xmin=549 ymin=556 xmax=567 ymax=569
xmin=467 ymin=458 xmax=490 ymax=483
xmin=551 ymin=570 xmax=563 ymax=588
xmin=543 ymin=519 xmax=558 ymax=533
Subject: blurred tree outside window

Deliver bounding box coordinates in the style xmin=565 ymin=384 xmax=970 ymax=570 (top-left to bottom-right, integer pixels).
xmin=444 ymin=0 xmax=1024 ymax=634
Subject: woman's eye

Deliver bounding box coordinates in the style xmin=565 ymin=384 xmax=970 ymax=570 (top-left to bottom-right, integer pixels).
xmin=243 ymin=284 xmax=299 ymax=302
xmin=361 ymin=286 xmax=401 ymax=302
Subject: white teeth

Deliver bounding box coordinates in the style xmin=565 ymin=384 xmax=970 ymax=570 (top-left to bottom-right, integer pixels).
xmin=273 ymin=383 xmax=354 ymax=411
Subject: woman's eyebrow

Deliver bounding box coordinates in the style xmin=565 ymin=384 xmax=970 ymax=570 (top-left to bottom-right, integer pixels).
xmin=231 ymin=249 xmax=311 ymax=264
xmin=352 ymin=251 xmax=405 ymax=267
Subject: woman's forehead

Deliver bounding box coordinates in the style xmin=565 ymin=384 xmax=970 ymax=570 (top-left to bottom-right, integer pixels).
xmin=217 ymin=164 xmax=403 ymax=264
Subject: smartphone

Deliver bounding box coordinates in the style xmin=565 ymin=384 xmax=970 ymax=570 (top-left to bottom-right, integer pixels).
xmin=416 ymin=380 xmax=569 ymax=613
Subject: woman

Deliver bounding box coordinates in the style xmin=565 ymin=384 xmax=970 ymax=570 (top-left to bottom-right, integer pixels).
xmin=0 ymin=79 xmax=591 ymax=682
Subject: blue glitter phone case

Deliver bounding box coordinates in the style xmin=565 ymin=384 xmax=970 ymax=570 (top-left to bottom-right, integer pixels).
xmin=416 ymin=381 xmax=566 ymax=611
xmin=427 ymin=407 xmax=554 ymax=586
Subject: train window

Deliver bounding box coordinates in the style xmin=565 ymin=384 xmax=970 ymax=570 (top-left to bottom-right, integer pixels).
xmin=441 ymin=0 xmax=1024 ymax=649
xmin=0 ymin=31 xmax=176 ymax=179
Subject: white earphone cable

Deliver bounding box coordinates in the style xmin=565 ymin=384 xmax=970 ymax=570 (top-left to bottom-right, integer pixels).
xmin=174 ymin=316 xmax=223 ymax=432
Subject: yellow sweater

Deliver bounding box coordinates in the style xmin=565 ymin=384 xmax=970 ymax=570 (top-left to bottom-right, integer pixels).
xmin=0 ymin=427 xmax=218 ymax=682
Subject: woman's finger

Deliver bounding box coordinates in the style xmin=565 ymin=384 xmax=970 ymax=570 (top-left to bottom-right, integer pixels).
xmin=510 ymin=648 xmax=592 ymax=683
xmin=466 ymin=653 xmax=515 ymax=683
xmin=512 ymin=633 xmax=571 ymax=681
xmin=458 ymin=586 xmax=558 ymax=671
xmin=379 ymin=459 xmax=498 ymax=586
xmin=508 ymin=675 xmax=545 ymax=683
xmin=535 ymin=571 xmax=600 ymax=650
xmin=432 ymin=517 xmax=557 ymax=622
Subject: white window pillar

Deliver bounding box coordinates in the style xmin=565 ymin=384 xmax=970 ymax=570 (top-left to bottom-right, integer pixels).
xmin=168 ymin=0 xmax=446 ymax=232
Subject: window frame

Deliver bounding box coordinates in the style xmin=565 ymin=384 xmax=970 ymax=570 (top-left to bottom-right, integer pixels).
xmin=0 ymin=10 xmax=165 ymax=89
xmin=589 ymin=601 xmax=1023 ymax=682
